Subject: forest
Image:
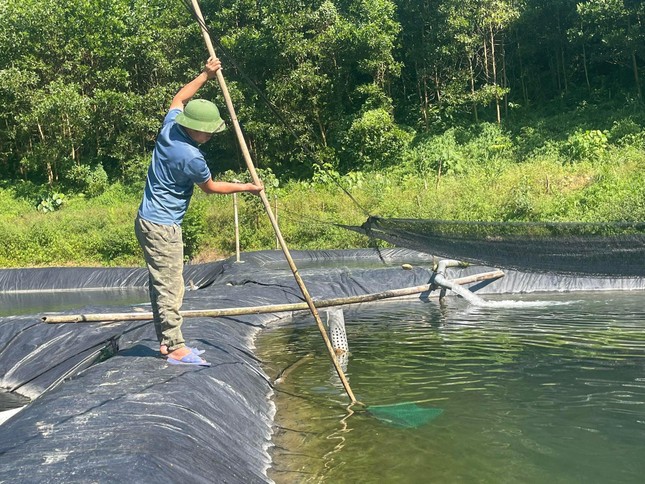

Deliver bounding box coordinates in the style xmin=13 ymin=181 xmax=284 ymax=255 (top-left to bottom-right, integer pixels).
xmin=1 ymin=0 xmax=644 ymax=266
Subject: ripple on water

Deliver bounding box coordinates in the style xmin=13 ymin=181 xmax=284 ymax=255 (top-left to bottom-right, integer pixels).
xmin=259 ymin=292 xmax=645 ymax=483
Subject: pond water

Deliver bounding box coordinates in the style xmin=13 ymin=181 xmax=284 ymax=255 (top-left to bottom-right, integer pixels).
xmin=258 ymin=291 xmax=645 ymax=483
xmin=0 ymin=288 xmax=150 ymax=318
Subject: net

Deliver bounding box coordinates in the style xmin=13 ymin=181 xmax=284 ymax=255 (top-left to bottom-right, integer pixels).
xmin=347 ymin=217 xmax=645 ymax=277
xmin=367 ymin=402 xmax=444 ymax=428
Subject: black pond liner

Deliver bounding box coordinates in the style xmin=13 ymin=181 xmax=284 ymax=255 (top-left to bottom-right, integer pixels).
xmin=0 ymin=389 xmax=30 ymax=412
xmin=0 ymin=249 xmax=643 ymax=483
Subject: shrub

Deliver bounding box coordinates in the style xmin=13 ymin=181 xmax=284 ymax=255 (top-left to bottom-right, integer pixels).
xmin=405 ymin=129 xmax=466 ymax=177
xmin=0 ymin=187 xmax=33 ymax=216
xmin=502 ymin=176 xmax=535 ymax=220
xmin=98 ymin=226 xmax=140 ymax=266
xmin=563 ymin=129 xmax=608 ymax=162
xmin=608 ymin=118 xmax=645 ymax=147
xmin=66 ymin=163 xmax=109 ymax=197
xmin=86 ymin=164 xmax=109 ymax=197
xmin=461 ymin=122 xmax=514 ymax=165
xmin=182 ymin=197 xmax=208 ymax=261
xmin=37 ymin=192 xmax=65 ymax=212
xmin=120 ymin=154 xmax=150 ymax=186
xmin=341 ymin=108 xmax=414 ymax=170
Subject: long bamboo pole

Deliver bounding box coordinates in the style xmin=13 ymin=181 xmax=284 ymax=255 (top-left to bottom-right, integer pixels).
xmin=41 ymin=270 xmax=504 ymax=324
xmin=188 ymin=0 xmax=359 ymax=404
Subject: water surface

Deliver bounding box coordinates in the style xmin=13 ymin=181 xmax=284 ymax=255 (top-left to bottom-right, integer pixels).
xmin=0 ymin=288 xmax=149 ymax=317
xmin=258 ymin=292 xmax=645 ymax=483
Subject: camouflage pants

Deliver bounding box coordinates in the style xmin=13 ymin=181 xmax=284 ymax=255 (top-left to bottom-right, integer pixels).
xmin=134 ymin=215 xmax=186 ymax=351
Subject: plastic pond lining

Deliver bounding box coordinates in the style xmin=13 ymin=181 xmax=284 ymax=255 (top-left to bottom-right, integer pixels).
xmin=0 ymin=249 xmax=643 ymax=482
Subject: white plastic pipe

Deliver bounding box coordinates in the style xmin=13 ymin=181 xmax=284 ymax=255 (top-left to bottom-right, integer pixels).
xmin=432 ymin=259 xmax=488 ymax=306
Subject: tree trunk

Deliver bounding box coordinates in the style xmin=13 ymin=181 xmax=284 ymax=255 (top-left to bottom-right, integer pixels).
xmin=64 ymin=113 xmax=76 ymax=163
xmin=553 ymin=51 xmax=562 ymax=94
xmin=469 ymin=57 xmax=479 ymax=122
xmin=560 ymin=45 xmax=568 ymax=94
xmin=557 ymin=12 xmax=567 ymax=94
xmin=632 ymin=50 xmax=642 ymax=100
xmin=516 ymin=32 xmax=528 ymax=106
xmin=434 ymin=66 xmax=441 ymax=104
xmin=502 ymin=34 xmax=508 ymax=118
xmin=582 ymin=41 xmax=591 ymax=93
xmin=37 ymin=122 xmax=54 ymax=186
xmin=483 ymin=36 xmax=490 ymax=82
xmin=490 ymin=24 xmax=501 ymax=124
xmin=316 ymin=109 xmax=327 ymax=147
xmin=415 ymin=61 xmax=428 ymax=130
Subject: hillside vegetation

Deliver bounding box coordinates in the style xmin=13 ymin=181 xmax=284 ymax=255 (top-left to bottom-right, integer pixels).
xmin=1 ymin=0 xmax=644 ymax=266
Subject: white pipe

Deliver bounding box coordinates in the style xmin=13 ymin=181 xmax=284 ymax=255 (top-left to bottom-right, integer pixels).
xmin=432 ymin=259 xmax=488 ymax=306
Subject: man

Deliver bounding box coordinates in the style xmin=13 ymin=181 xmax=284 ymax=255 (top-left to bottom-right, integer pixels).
xmin=135 ymin=58 xmax=263 ymax=366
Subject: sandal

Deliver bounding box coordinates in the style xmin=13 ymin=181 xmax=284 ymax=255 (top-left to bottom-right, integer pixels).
xmin=161 ymin=345 xmax=205 ymax=356
xmin=166 ymin=351 xmax=211 ymax=367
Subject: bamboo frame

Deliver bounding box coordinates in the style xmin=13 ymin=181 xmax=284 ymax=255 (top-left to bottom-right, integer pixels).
xmin=41 ymin=270 xmax=504 ymax=324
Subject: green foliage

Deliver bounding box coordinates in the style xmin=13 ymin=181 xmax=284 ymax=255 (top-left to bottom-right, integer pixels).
xmin=220 ymin=168 xmax=280 ymax=191
xmin=97 ymin=226 xmax=140 ymax=266
xmin=86 ymin=182 xmax=139 ymax=207
xmin=460 ymin=123 xmax=515 ymax=164
xmin=563 ymin=129 xmax=609 ymax=163
xmin=0 ymin=0 xmax=189 ymax=185
xmin=403 ymin=122 xmax=514 ymax=182
xmin=2 ymin=0 xmax=645 ymax=267
xmin=311 ymin=162 xmax=342 ymax=186
xmin=341 ymin=108 xmax=414 ymax=170
xmin=37 ymin=192 xmax=66 ymax=213
xmin=1 ymin=131 xmax=645 ymax=267
xmin=608 ymin=119 xmax=645 ymax=146
xmin=66 ymin=164 xmax=109 ymax=197
xmin=182 ymin=196 xmax=208 ymax=261
xmin=0 ymin=186 xmax=33 ymax=216
xmin=0 ymin=185 xmax=142 ymax=267
xmin=404 ymin=129 xmax=466 ymax=177
xmin=502 ymin=176 xmax=536 ymax=220
xmin=575 ymin=0 xmax=644 ymax=100
xmin=119 ymin=154 xmax=150 ymax=187
xmin=2 ymin=0 xmax=645 ymax=184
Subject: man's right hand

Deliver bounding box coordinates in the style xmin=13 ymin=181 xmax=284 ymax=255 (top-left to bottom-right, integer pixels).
xmin=204 ymin=57 xmax=222 ymax=79
xmin=170 ymin=58 xmax=223 ymax=110
xmin=245 ymin=182 xmax=264 ymax=196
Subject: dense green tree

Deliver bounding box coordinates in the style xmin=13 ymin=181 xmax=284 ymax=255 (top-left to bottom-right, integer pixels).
xmin=1 ymin=0 xmax=644 ymax=190
xmin=396 ymin=0 xmax=459 ymax=129
xmin=396 ymin=0 xmax=521 ymax=127
xmin=575 ymin=0 xmax=644 ymax=100
xmin=200 ymin=0 xmax=402 ymax=176
xmin=0 ymin=0 xmax=194 ymax=185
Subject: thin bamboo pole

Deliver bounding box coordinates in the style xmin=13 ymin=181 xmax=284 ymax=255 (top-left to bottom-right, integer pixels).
xmin=233 ymin=192 xmax=241 ymax=263
xmin=274 ymin=194 xmax=279 ymax=250
xmin=41 ymin=270 xmax=504 ymax=324
xmin=188 ymin=0 xmax=358 ymax=404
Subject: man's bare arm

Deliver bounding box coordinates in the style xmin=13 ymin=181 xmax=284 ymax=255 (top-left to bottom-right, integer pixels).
xmin=198 ymin=179 xmax=264 ymax=195
xmin=169 ymin=58 xmax=222 ymax=111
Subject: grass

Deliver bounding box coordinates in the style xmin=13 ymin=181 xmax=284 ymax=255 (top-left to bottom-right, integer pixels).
xmin=2 ymin=104 xmax=645 ymax=268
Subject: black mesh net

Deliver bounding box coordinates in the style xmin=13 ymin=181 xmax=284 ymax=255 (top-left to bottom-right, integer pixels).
xmin=346 ymin=217 xmax=645 ymax=277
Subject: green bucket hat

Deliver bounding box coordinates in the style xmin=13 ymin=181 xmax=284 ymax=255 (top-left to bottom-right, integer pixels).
xmin=175 ymin=99 xmax=226 ymax=133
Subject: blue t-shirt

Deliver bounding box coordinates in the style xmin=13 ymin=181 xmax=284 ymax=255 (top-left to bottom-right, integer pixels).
xmin=138 ymin=109 xmax=211 ymax=225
